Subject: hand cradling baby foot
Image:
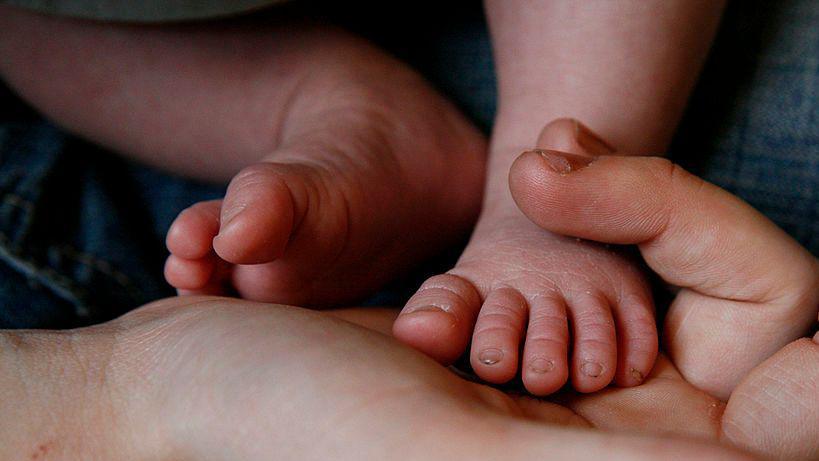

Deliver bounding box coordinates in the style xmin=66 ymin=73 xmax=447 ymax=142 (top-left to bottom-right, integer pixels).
xmin=507 ymin=128 xmax=819 ymax=400
xmin=394 ymin=119 xmax=659 ymax=396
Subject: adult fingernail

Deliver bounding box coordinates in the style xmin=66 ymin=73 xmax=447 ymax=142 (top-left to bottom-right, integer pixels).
xmin=530 ymin=149 xmax=597 ymax=174
xmin=571 ymin=119 xmax=616 ymax=155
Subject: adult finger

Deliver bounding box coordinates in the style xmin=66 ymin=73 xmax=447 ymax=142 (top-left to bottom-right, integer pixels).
xmin=720 ymin=333 xmax=819 ymax=460
xmin=509 ymin=121 xmax=819 ymax=399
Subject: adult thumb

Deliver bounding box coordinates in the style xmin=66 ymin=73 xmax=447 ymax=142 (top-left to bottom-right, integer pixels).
xmin=509 ymin=119 xmax=819 ymax=399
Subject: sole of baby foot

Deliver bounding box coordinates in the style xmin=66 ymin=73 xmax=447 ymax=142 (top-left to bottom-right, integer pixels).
xmin=166 ymin=127 xmax=484 ymax=306
xmin=163 ymin=45 xmax=488 ymax=306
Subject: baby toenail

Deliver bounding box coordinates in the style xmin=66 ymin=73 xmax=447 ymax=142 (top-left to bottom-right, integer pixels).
xmin=478 ymin=348 xmax=504 ymax=365
xmin=529 ymin=358 xmax=555 ymax=374
xmin=572 ymin=118 xmax=616 ymax=155
xmin=532 ymin=149 xmax=596 ymax=174
xmin=581 ymin=361 xmax=603 ymax=377
xmin=406 ymin=305 xmax=445 ymax=314
xmin=220 ymin=205 xmax=247 ymax=231
xmin=630 ymin=368 xmax=644 ymax=383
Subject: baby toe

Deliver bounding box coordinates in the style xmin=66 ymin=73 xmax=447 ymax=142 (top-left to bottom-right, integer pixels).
xmin=164 ymin=254 xmax=216 ymax=290
xmin=470 ymin=287 xmax=528 ymax=384
xmin=177 ymin=281 xmax=228 ymax=297
xmin=213 ymin=162 xmax=296 ymax=265
xmin=568 ymin=291 xmax=618 ymax=393
xmin=166 ymin=200 xmax=222 ymax=260
xmin=393 ymin=274 xmax=482 ymax=365
xmin=612 ymin=292 xmax=658 ymax=387
xmin=521 ymin=295 xmax=570 ymax=396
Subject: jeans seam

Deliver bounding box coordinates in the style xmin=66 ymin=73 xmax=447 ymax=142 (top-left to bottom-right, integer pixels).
xmin=1 ymin=192 xmax=35 ymax=235
xmin=0 ymin=192 xmax=145 ymax=319
xmin=1 ymin=192 xmax=34 ymax=214
xmin=53 ymin=244 xmax=139 ymax=294
xmin=0 ymin=232 xmax=90 ymax=317
xmin=0 ymin=192 xmax=139 ymax=295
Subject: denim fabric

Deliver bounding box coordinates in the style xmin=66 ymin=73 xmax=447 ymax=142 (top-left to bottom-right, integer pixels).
xmin=672 ymin=0 xmax=819 ymax=251
xmin=0 ymin=0 xmax=816 ymax=328
xmin=0 ymin=90 xmax=224 ymax=327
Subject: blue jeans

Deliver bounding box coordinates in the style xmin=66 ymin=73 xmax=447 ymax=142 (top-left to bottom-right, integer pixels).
xmin=0 ymin=0 xmax=816 ymax=328
xmin=0 ymin=103 xmax=224 ymax=327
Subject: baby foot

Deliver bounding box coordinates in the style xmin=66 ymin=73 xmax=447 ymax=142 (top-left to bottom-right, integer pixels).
xmin=393 ymin=119 xmax=658 ymax=395
xmin=164 ymin=46 xmax=485 ymax=307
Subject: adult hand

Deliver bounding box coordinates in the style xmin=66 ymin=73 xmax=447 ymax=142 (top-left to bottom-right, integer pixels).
xmin=0 ymin=296 xmax=750 ymax=461
xmin=509 ymin=118 xmax=819 ymax=459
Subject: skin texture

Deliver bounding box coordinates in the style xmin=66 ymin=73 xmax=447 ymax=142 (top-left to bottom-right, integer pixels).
xmin=0 ymin=0 xmax=815 ymax=456
xmin=1 ymin=1 xmax=725 ymax=395
xmin=0 ymin=5 xmax=486 ymax=308
xmin=1 ymin=120 xmax=816 ymax=461
xmin=0 ymin=299 xmax=753 ymax=461
xmin=396 ymin=121 xmax=658 ymax=396
xmin=508 ymin=122 xmax=819 ymax=401
xmin=394 ymin=0 xmax=727 ymax=395
xmin=0 ymin=296 xmax=815 ymax=461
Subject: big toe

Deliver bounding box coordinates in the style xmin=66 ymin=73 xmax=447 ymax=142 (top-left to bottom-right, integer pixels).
xmin=393 ymin=274 xmax=482 ymax=365
xmin=212 ymin=162 xmax=299 ymax=265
